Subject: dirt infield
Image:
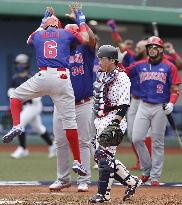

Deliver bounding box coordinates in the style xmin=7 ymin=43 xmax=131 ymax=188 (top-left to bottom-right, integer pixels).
xmin=0 ymin=185 xmax=181 ymax=205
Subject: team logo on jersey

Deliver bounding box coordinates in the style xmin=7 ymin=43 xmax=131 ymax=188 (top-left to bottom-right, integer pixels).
xmin=159 ymin=68 xmax=164 ymax=72
xmin=69 ymin=52 xmax=83 ymax=64
xmin=139 ymin=72 xmax=167 ymax=84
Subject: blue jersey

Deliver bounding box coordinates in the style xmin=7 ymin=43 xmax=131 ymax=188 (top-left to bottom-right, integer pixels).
xmin=27 ymin=27 xmax=82 ymax=68
xmin=122 ymin=48 xmax=136 ymax=67
xmin=122 ymin=49 xmax=139 ymax=97
xmin=126 ymin=58 xmax=181 ymax=104
xmin=69 ymin=45 xmax=95 ymax=102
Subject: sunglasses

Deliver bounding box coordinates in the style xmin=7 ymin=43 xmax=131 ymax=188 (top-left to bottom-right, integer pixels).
xmin=147 ymin=45 xmax=159 ymax=49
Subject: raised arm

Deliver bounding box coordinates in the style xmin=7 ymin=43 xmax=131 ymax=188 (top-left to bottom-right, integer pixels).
xmin=27 ymin=7 xmax=55 ymax=45
xmin=65 ymin=3 xmax=89 ymax=44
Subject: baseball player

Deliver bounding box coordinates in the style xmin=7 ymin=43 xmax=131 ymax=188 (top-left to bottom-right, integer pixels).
xmin=126 ymin=36 xmax=181 ymax=186
xmin=107 ymin=19 xmax=135 ymax=67
xmin=9 ymin=54 xmax=56 ymax=159
xmin=107 ymin=19 xmax=152 ymax=170
xmin=49 ymin=18 xmax=96 ymax=192
xmin=2 ymin=7 xmax=89 ymax=176
xmin=163 ymin=42 xmax=182 ymax=69
xmin=89 ymin=45 xmax=142 ymax=203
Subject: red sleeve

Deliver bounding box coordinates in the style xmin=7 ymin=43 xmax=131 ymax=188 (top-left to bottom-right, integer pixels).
xmin=125 ymin=63 xmax=135 ymax=76
xmin=65 ymin=29 xmax=84 ymax=44
xmin=170 ymin=63 xmax=181 ymax=85
xmin=171 ymin=52 xmax=180 ymax=61
xmin=112 ymin=31 xmax=122 ymax=43
xmin=118 ymin=63 xmax=125 ymax=71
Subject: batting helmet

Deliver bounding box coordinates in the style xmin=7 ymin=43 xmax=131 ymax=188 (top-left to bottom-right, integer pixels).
xmin=43 ymin=16 xmax=62 ymax=30
xmin=97 ymin=45 xmax=118 ymax=60
xmin=65 ymin=24 xmax=79 ymax=32
xmin=146 ymin=36 xmax=164 ymax=48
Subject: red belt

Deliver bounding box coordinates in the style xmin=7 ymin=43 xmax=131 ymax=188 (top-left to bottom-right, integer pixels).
xmin=75 ymin=97 xmax=91 ymax=106
xmin=39 ymin=67 xmax=66 ymax=71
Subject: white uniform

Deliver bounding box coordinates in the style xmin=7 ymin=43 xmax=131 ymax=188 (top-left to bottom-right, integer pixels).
xmin=93 ymin=71 xmax=130 ymax=155
xmin=90 ymin=68 xmax=142 ymax=202
xmin=20 ymin=98 xmax=46 ymax=134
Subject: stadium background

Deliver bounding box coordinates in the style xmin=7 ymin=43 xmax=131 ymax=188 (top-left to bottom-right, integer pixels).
xmin=0 ymin=2 xmax=181 ymax=205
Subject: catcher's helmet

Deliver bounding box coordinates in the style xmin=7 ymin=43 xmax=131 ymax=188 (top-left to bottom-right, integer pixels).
xmin=97 ymin=45 xmax=118 ymax=60
xmin=43 ymin=16 xmax=62 ymax=29
xmin=146 ymin=36 xmax=164 ymax=48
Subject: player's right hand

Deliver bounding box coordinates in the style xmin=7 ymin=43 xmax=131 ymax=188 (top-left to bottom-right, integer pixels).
xmin=163 ymin=102 xmax=174 ymax=115
xmin=40 ymin=7 xmax=55 ymax=28
xmin=44 ymin=7 xmax=55 ymax=18
xmin=66 ymin=2 xmax=85 ymax=25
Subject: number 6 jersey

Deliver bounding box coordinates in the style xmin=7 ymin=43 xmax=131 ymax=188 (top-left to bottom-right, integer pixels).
xmin=27 ymin=27 xmax=83 ymax=68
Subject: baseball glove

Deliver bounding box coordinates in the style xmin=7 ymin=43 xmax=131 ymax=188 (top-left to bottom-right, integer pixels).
xmin=98 ymin=122 xmax=124 ymax=147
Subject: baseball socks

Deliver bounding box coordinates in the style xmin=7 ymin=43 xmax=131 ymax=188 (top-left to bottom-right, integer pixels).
xmin=66 ymin=129 xmax=81 ymax=162
xmin=10 ymin=98 xmax=22 ymax=126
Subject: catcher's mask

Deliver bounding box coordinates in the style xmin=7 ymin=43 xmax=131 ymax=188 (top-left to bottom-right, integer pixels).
xmin=43 ymin=16 xmax=62 ymax=30
xmin=97 ymin=45 xmax=118 ymax=60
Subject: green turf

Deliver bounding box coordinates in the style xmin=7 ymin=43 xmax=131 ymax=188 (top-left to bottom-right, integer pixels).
xmin=0 ymin=152 xmax=182 ymax=182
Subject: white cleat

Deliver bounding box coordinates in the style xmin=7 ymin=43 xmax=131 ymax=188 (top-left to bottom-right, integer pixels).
xmin=11 ymin=146 xmax=29 ymax=159
xmin=2 ymin=125 xmax=23 ymax=143
xmin=49 ymin=180 xmax=71 ymax=192
xmin=48 ymin=143 xmax=56 ymax=159
xmin=72 ymin=160 xmax=87 ymax=176
xmin=78 ymin=183 xmax=89 ymax=192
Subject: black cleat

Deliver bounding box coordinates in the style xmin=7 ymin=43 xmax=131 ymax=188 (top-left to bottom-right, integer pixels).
xmin=123 ymin=179 xmax=142 ymax=201
xmin=89 ymin=193 xmax=111 ymax=203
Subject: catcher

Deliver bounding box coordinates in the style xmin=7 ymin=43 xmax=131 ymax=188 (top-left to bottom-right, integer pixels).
xmin=89 ymin=45 xmax=142 ymax=203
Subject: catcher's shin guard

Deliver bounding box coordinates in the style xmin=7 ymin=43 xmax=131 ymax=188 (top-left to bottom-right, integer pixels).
xmin=114 ymin=159 xmax=137 ymax=186
xmin=98 ymin=158 xmax=110 ymax=195
xmin=97 ymin=158 xmax=114 ymax=196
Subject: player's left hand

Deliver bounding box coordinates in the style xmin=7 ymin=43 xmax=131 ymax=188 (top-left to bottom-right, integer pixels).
xmin=107 ymin=19 xmax=117 ymax=32
xmin=163 ymin=102 xmax=174 ymax=115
